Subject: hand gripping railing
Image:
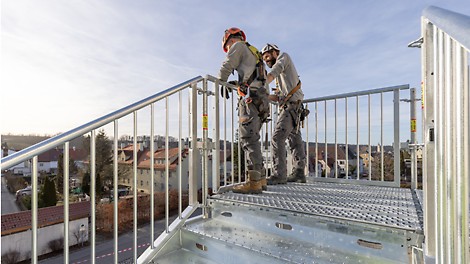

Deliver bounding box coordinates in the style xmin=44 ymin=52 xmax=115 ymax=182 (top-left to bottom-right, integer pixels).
xmin=421 ymin=6 xmax=469 ymax=264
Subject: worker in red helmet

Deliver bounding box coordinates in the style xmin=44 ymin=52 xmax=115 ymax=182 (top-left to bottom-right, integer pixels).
xmin=262 ymin=43 xmax=307 ymax=184
xmin=218 ymin=27 xmax=270 ymax=194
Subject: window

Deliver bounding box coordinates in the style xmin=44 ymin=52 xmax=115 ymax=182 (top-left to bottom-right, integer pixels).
xmin=141 ymin=180 xmax=143 ymax=186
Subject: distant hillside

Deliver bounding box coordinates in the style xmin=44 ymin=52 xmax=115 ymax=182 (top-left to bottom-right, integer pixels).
xmin=1 ymin=134 xmax=86 ymax=151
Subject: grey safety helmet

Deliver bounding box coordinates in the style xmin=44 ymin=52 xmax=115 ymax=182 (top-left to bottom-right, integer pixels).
xmin=261 ymin=43 xmax=280 ymax=55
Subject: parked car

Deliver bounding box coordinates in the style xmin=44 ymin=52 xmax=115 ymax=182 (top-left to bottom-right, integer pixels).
xmin=16 ymin=186 xmax=32 ymax=198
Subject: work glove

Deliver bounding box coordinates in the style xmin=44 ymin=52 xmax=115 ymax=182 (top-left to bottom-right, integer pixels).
xmin=220 ymin=80 xmax=237 ymax=99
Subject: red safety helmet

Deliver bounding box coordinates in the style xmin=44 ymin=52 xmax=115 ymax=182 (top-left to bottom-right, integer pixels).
xmin=222 ymin=27 xmax=246 ymax=53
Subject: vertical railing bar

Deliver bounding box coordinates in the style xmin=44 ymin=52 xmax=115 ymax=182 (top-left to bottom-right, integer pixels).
xmin=346 ymin=97 xmax=349 ymax=178
xmin=212 ymin=80 xmax=220 ymax=192
xmin=410 ymin=88 xmax=417 ymax=189
xmin=324 ymin=101 xmax=327 ymax=177
xmin=231 ymin=90 xmax=235 ymax=185
xmin=178 ymin=91 xmax=182 ymax=218
xmin=64 ymin=142 xmax=69 ymax=264
xmin=380 ymin=93 xmax=384 ymax=181
xmin=90 ymin=130 xmax=96 ymax=264
xmin=202 ymin=80 xmax=209 ymax=217
xmin=165 ymin=97 xmax=170 ymax=230
xmin=315 ymin=102 xmax=318 ymax=177
xmin=264 ymin=123 xmax=269 ymax=179
xmin=132 ymin=113 xmax=138 ymax=264
xmin=368 ymin=94 xmax=372 ymax=181
xmin=150 ymin=104 xmax=155 ymax=246
xmin=356 ymin=96 xmax=360 ymax=180
xmin=270 ymin=105 xmax=274 ymax=179
xmin=238 ymin=116 xmax=241 ymax=183
xmin=436 ymin=27 xmax=445 ymax=263
xmin=188 ymin=83 xmax=198 ymax=205
xmin=113 ymin=120 xmax=119 ymax=261
xmin=306 ymin=104 xmax=309 ymax=178
xmin=457 ymin=45 xmax=469 ymax=264
xmin=444 ymin=34 xmax=452 ymax=263
xmin=393 ymin=89 xmax=401 ymax=185
xmin=452 ymin=40 xmax=461 ymax=263
xmin=31 ymin=156 xmax=38 ymax=264
xmin=335 ymin=99 xmax=338 ymax=178
xmin=223 ymin=82 xmax=227 ymax=186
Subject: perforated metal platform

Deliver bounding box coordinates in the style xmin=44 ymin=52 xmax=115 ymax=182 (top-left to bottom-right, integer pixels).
xmin=148 ymin=182 xmax=425 ymax=263
xmin=213 ymin=182 xmax=423 ymax=232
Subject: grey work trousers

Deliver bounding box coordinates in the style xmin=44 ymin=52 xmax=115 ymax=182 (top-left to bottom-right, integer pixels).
xmin=238 ymin=92 xmax=269 ymax=181
xmin=272 ymin=103 xmax=306 ymax=179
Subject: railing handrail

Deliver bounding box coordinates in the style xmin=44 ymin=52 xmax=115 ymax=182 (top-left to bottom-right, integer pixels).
xmin=303 ymin=84 xmax=409 ymax=103
xmin=423 ymin=6 xmax=470 ymax=51
xmin=0 ymin=76 xmax=204 ymax=170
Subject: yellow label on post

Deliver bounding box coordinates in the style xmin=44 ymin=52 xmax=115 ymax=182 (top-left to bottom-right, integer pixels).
xmin=411 ymin=119 xmax=416 ymax=133
xmin=203 ymin=114 xmax=208 ymax=130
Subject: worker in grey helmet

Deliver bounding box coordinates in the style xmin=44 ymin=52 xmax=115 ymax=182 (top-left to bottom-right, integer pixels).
xmin=218 ymin=27 xmax=270 ymax=194
xmin=261 ymin=43 xmax=306 ymax=184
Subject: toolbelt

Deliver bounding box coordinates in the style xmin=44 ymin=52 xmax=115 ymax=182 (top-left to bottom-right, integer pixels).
xmin=237 ymin=84 xmax=270 ymax=123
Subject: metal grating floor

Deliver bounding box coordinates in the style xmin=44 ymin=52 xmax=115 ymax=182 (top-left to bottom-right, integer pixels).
xmin=213 ymin=182 xmax=423 ymax=232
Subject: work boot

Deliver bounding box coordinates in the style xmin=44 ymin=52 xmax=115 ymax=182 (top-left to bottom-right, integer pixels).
xmin=267 ymin=176 xmax=287 ymax=185
xmin=260 ymin=178 xmax=267 ymax=191
xmin=287 ymin=169 xmax=306 ymax=183
xmin=232 ymin=170 xmax=263 ymax=194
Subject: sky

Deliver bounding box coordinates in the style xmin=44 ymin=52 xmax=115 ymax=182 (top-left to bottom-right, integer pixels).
xmin=1 ymin=0 xmax=470 ymax=139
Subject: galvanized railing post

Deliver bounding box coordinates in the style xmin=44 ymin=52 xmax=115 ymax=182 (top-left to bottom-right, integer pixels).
xmin=90 ymin=130 xmax=96 ymax=264
xmin=132 ymin=114 xmax=138 ymax=263
xmin=202 ymin=79 xmax=209 ymax=218
xmin=150 ymin=104 xmax=155 ymax=245
xmin=165 ymin=97 xmax=170 ymax=230
xmin=213 ymin=79 xmax=221 ymax=191
xmin=410 ymin=88 xmax=418 ymax=189
xmin=113 ymin=120 xmax=119 ymax=262
xmin=63 ymin=142 xmax=70 ymax=264
xmin=188 ymin=82 xmax=198 ymax=205
xmin=31 ymin=156 xmax=38 ymax=264
xmin=393 ymin=89 xmax=401 ymax=185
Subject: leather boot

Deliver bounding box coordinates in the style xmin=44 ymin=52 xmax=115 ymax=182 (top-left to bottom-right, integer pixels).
xmin=267 ymin=176 xmax=287 ymax=185
xmin=287 ymin=168 xmax=306 ymax=183
xmin=260 ymin=178 xmax=267 ymax=191
xmin=232 ymin=170 xmax=263 ymax=194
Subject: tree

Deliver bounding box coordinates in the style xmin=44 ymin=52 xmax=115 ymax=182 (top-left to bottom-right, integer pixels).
xmin=82 ymin=172 xmax=90 ymax=195
xmin=41 ymin=176 xmax=57 ymax=207
xmin=84 ymin=130 xmax=113 ymax=196
xmin=57 ymin=153 xmax=78 ymax=193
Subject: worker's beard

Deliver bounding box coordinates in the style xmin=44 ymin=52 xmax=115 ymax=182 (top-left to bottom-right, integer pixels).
xmin=266 ymin=58 xmax=276 ymax=68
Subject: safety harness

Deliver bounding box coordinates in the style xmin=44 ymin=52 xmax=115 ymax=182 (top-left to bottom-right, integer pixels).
xmin=237 ymin=42 xmax=266 ymax=99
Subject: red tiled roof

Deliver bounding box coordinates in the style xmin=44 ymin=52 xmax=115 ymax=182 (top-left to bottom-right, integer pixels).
xmin=37 ymin=149 xmax=61 ymax=162
xmin=1 ymin=201 xmax=90 ymax=235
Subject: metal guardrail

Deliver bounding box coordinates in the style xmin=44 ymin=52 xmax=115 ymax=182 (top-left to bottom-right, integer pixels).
xmin=1 ymin=76 xmax=204 ymax=264
xmin=421 ymin=5 xmax=470 ymax=264
xmin=2 ymin=74 xmax=413 ymax=263
xmin=303 ymin=84 xmax=409 ymax=187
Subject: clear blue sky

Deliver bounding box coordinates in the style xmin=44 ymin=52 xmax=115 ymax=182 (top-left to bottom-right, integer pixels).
xmin=2 ymin=0 xmax=469 ymax=136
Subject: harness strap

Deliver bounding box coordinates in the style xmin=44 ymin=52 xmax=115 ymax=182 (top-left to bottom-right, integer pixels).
xmin=279 ymin=81 xmax=301 ymax=107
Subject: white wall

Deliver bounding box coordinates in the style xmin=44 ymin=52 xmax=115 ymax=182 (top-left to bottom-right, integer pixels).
xmin=1 ymin=218 xmax=88 ymax=262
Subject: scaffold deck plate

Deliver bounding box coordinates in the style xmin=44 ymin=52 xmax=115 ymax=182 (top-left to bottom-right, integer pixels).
xmin=213 ymin=182 xmax=423 ymax=232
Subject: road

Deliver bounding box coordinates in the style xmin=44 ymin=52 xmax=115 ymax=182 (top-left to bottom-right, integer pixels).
xmin=39 ymin=215 xmax=179 ymax=264
xmin=1 ymin=177 xmax=21 ymax=215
